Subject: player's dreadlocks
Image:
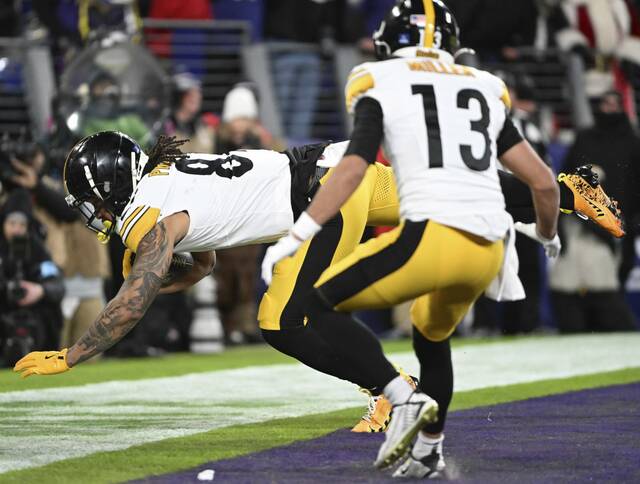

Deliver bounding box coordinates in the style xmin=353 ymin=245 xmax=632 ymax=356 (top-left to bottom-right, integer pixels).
xmin=144 ymin=135 xmax=189 ymax=175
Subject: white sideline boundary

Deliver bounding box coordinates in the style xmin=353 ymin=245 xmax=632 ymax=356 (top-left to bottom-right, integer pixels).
xmin=1 ymin=333 xmax=639 ymax=474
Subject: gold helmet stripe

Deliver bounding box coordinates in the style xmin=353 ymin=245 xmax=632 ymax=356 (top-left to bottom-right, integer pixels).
xmin=423 ymin=0 xmax=436 ymax=48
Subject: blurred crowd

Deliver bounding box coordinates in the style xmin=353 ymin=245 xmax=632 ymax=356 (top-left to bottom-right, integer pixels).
xmin=0 ymin=0 xmax=639 ymax=366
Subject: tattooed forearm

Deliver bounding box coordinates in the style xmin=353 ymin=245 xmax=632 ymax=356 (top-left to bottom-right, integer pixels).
xmin=66 ymin=223 xmax=173 ymax=367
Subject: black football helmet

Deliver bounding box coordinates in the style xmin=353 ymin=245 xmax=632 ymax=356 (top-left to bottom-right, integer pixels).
xmin=373 ymin=0 xmax=460 ymax=60
xmin=64 ymin=131 xmax=146 ymax=242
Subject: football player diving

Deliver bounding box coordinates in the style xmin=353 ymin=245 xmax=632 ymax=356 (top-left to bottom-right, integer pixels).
xmin=261 ymin=0 xmax=625 ymax=478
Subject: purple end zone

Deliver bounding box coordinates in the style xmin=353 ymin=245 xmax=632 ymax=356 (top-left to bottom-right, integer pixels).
xmin=133 ymin=383 xmax=640 ymax=483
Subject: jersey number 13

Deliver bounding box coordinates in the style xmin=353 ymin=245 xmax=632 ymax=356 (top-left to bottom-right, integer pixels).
xmin=412 ymin=84 xmax=491 ymax=172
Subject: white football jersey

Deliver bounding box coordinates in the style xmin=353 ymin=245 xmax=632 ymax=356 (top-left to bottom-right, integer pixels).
xmin=116 ymin=150 xmax=294 ymax=253
xmin=345 ymin=48 xmax=512 ymax=241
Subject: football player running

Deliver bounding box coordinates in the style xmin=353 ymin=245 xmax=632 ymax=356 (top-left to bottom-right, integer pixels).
xmin=261 ymin=0 xmax=623 ymax=477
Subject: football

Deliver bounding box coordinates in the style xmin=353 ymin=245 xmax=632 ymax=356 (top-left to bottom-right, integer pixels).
xmin=161 ymin=252 xmax=194 ymax=287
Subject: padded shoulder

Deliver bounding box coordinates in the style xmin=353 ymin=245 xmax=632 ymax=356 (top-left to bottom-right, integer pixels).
xmin=475 ymin=68 xmax=512 ymax=110
xmin=118 ymin=205 xmax=161 ymax=252
xmin=345 ymin=63 xmax=377 ymax=114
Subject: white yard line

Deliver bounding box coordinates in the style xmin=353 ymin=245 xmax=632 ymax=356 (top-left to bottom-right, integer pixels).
xmin=1 ymin=333 xmax=639 ymax=473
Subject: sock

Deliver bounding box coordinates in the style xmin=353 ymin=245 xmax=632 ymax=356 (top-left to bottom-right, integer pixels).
xmin=383 ymin=375 xmax=414 ymax=405
xmin=413 ymin=328 xmax=453 ymax=434
xmin=413 ymin=433 xmax=444 ymax=458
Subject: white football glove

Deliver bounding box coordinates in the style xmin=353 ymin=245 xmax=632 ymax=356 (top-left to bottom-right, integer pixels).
xmin=261 ymin=234 xmax=303 ymax=285
xmin=261 ymin=212 xmax=321 ymax=285
xmin=514 ymin=222 xmax=562 ymax=258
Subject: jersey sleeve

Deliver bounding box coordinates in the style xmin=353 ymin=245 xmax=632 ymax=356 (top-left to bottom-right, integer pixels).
xmin=344 ymin=64 xmax=377 ymax=114
xmin=118 ymin=205 xmax=161 ymax=252
xmin=498 ymin=79 xmax=512 ymax=111
xmin=476 ymin=70 xmax=512 ymax=111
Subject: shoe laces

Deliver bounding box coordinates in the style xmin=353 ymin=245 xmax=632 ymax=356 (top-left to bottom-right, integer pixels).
xmin=394 ymin=391 xmax=425 ymax=427
xmin=570 ymin=173 xmax=615 ymax=211
xmin=358 ymin=390 xmax=379 ymax=423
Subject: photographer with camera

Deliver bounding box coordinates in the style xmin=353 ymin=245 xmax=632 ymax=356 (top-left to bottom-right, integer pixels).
xmin=0 ymin=189 xmax=65 ymax=367
xmin=0 ymin=132 xmax=78 ymax=222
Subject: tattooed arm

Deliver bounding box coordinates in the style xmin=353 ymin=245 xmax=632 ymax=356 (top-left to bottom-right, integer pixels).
xmin=65 ymin=212 xmax=189 ymax=367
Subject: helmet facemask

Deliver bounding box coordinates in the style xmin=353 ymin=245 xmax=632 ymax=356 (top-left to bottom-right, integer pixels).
xmin=65 ymin=193 xmax=115 ymax=243
xmin=64 ymin=162 xmax=118 ymax=244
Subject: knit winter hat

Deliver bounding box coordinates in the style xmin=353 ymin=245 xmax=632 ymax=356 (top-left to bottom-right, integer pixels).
xmin=222 ymin=86 xmax=258 ymax=122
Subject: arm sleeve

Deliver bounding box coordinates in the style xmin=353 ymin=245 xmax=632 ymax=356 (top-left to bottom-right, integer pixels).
xmin=344 ymin=97 xmax=384 ymax=164
xmin=497 ymin=115 xmax=524 ymax=158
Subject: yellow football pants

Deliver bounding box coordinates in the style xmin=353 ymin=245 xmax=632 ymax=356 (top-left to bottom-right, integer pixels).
xmin=315 ymin=220 xmax=504 ymax=342
xmin=258 ymin=163 xmax=399 ymax=330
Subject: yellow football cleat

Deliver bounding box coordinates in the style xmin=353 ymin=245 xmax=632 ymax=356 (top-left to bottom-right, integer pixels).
xmin=558 ymin=165 xmax=625 ymax=238
xmin=352 ymin=390 xmax=393 ymax=433
xmin=351 ymin=367 xmax=418 ymax=433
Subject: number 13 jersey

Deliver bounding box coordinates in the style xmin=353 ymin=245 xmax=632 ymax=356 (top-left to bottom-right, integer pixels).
xmin=346 ymin=51 xmax=514 ymax=241
xmin=116 ymin=150 xmax=294 ymax=253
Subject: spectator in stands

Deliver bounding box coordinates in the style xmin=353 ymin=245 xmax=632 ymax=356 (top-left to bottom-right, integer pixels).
xmin=2 ymin=126 xmax=112 ymax=355
xmin=549 ymin=91 xmax=639 ymax=333
xmin=216 ymin=83 xmax=281 ymax=153
xmin=32 ymin=0 xmax=83 ymax=66
xmin=162 ymin=71 xmax=219 ymax=154
xmin=145 ymin=0 xmax=213 ymax=58
xmin=214 ymin=84 xmax=277 ymax=344
xmin=548 ymin=0 xmax=640 ymax=118
xmin=446 ymin=0 xmax=539 ymax=60
xmin=473 ymin=71 xmax=552 ymax=335
xmin=32 ymin=0 xmax=142 ymax=73
xmin=502 ymin=73 xmax=551 ymax=334
xmin=79 ymin=71 xmax=150 ymax=145
xmin=58 ymin=221 xmax=111 ymax=356
xmin=2 ymin=141 xmax=77 ymax=268
xmin=147 ymin=0 xmax=212 ymax=20
xmin=263 ymin=0 xmax=327 ymax=141
xmin=0 ymin=189 xmax=65 ymax=365
xmin=76 ymin=0 xmax=142 ymax=43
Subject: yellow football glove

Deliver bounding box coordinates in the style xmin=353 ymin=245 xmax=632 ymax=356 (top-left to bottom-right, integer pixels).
xmin=13 ymin=348 xmax=71 ymax=378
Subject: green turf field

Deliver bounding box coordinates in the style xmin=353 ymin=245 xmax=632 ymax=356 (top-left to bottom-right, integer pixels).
xmin=1 ymin=334 xmax=639 ymax=484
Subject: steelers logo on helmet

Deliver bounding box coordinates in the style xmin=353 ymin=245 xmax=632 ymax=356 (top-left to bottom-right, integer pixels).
xmin=63 ymin=131 xmax=145 ymax=243
xmin=373 ymin=0 xmax=460 ymax=60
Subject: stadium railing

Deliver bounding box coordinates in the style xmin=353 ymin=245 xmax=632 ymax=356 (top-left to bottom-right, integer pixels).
xmin=142 ymin=19 xmax=250 ymax=117
xmin=0 ymin=36 xmax=54 ymax=140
